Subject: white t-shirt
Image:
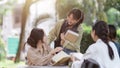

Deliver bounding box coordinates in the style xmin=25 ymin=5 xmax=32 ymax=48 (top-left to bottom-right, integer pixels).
xmin=71 ymin=39 xmax=120 ymax=68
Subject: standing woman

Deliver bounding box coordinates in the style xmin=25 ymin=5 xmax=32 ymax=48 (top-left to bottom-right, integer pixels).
xmin=71 ymin=21 xmax=120 ymax=68
xmin=26 ymin=28 xmax=62 ymax=66
xmin=47 ymin=8 xmax=84 ymax=54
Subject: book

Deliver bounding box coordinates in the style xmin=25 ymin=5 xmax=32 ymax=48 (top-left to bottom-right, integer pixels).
xmin=51 ymin=51 xmax=83 ymax=66
xmin=64 ymin=30 xmax=79 ymax=43
xmin=52 ymin=51 xmax=70 ymax=66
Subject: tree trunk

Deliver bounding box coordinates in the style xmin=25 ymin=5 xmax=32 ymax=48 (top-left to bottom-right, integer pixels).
xmin=14 ymin=0 xmax=34 ymax=63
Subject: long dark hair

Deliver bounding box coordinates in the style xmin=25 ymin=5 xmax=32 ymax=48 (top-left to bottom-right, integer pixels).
xmin=27 ymin=28 xmax=44 ymax=48
xmin=63 ymin=8 xmax=84 ymax=33
xmin=108 ymin=24 xmax=116 ymax=40
xmin=67 ymin=8 xmax=84 ymax=27
xmin=92 ymin=21 xmax=114 ymax=60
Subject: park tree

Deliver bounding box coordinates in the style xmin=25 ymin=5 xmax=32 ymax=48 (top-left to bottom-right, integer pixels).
xmin=56 ymin=0 xmax=81 ymax=20
xmin=56 ymin=0 xmax=108 ymax=25
xmin=105 ymin=0 xmax=120 ymax=11
xmin=15 ymin=0 xmax=39 ymax=63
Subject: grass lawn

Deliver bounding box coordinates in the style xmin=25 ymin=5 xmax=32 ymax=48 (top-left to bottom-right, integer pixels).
xmin=0 ymin=60 xmax=25 ymax=68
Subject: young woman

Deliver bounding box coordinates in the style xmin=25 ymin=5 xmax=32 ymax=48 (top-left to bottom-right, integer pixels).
xmin=108 ymin=24 xmax=120 ymax=57
xmin=47 ymin=8 xmax=84 ymax=54
xmin=26 ymin=28 xmax=63 ymax=66
xmin=71 ymin=21 xmax=120 ymax=68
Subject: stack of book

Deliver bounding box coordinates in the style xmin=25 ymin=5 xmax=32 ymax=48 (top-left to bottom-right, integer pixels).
xmin=64 ymin=30 xmax=79 ymax=43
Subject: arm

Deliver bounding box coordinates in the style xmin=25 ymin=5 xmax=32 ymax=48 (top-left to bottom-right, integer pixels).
xmin=71 ymin=45 xmax=95 ymax=62
xmin=47 ymin=20 xmax=64 ymax=45
xmin=71 ymin=44 xmax=95 ymax=68
xmin=83 ymin=45 xmax=96 ymax=59
xmin=27 ymin=49 xmax=53 ymax=66
xmin=27 ymin=47 xmax=63 ymax=66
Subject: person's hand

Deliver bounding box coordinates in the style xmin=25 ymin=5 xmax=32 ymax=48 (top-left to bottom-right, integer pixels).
xmin=50 ymin=47 xmax=63 ymax=55
xmin=54 ymin=47 xmax=63 ymax=52
xmin=70 ymin=54 xmax=76 ymax=62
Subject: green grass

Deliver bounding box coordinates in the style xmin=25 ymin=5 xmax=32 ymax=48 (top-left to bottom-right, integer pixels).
xmin=0 ymin=60 xmax=25 ymax=68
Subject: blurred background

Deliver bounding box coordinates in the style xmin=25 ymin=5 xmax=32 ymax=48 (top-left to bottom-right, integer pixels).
xmin=0 ymin=0 xmax=120 ymax=67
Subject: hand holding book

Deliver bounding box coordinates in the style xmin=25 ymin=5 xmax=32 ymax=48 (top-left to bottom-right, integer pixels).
xmin=51 ymin=51 xmax=83 ymax=66
xmin=60 ymin=30 xmax=79 ymax=46
xmin=51 ymin=30 xmax=80 ymax=65
xmin=51 ymin=51 xmax=70 ymax=66
xmin=64 ymin=30 xmax=79 ymax=43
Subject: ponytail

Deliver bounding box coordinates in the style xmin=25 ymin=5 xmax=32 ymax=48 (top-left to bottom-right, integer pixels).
xmin=92 ymin=21 xmax=114 ymax=60
xmin=101 ymin=36 xmax=114 ymax=60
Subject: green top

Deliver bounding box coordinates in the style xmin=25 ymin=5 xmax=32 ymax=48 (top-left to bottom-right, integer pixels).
xmin=47 ymin=19 xmax=83 ymax=52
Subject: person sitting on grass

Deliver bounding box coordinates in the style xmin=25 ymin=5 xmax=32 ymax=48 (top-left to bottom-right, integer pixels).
xmin=26 ymin=28 xmax=63 ymax=66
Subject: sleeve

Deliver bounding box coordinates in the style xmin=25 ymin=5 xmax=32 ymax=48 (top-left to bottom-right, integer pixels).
xmin=83 ymin=44 xmax=97 ymax=59
xmin=27 ymin=49 xmax=53 ymax=66
xmin=71 ymin=45 xmax=96 ymax=68
xmin=63 ymin=26 xmax=83 ymax=52
xmin=71 ymin=60 xmax=83 ymax=68
xmin=47 ymin=20 xmax=64 ymax=45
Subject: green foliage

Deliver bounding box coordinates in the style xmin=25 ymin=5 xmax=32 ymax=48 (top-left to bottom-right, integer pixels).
xmin=105 ymin=0 xmax=120 ymax=11
xmin=0 ymin=0 xmax=17 ymax=15
xmin=97 ymin=11 xmax=108 ymax=22
xmin=56 ymin=0 xmax=81 ymax=19
xmin=82 ymin=24 xmax=91 ymax=33
xmin=107 ymin=8 xmax=117 ymax=24
xmin=80 ymin=24 xmax=94 ymax=53
xmin=106 ymin=8 xmax=120 ymax=27
xmin=0 ymin=38 xmax=6 ymax=61
xmin=80 ymin=32 xmax=94 ymax=54
xmin=56 ymin=0 xmax=109 ymax=25
xmin=117 ymin=29 xmax=120 ymax=43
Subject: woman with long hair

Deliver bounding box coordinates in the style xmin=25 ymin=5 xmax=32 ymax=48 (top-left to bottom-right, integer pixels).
xmin=26 ymin=28 xmax=62 ymax=66
xmin=48 ymin=8 xmax=84 ymax=54
xmin=71 ymin=21 xmax=120 ymax=68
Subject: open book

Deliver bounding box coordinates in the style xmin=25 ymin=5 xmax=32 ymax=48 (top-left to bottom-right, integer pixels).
xmin=52 ymin=51 xmax=83 ymax=66
xmin=64 ymin=30 xmax=79 ymax=43
xmin=52 ymin=51 xmax=70 ymax=66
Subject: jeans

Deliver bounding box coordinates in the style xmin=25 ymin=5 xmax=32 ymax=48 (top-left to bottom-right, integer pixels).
xmin=63 ymin=48 xmax=77 ymax=54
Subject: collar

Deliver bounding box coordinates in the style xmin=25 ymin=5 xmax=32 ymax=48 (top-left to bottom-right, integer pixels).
xmin=96 ymin=39 xmax=102 ymax=43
